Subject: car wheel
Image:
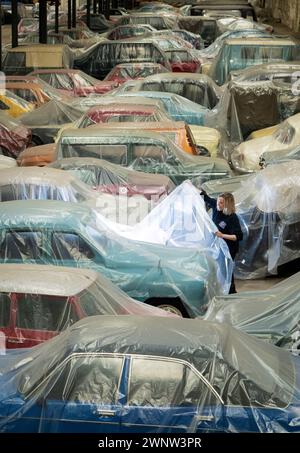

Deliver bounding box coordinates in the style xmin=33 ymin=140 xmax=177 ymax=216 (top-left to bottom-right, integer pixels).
xmin=147 ymin=298 xmax=189 ymax=318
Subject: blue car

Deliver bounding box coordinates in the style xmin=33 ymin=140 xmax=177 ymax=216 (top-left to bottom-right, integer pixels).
xmin=116 ymin=91 xmax=210 ymax=125
xmin=0 ymin=200 xmax=221 ymax=317
xmin=0 ymin=315 xmax=299 ymax=432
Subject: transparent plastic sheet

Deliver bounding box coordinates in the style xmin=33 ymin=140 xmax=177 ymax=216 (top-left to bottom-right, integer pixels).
xmin=0 ymin=90 xmax=34 ymax=118
xmin=0 ymin=199 xmax=224 ymax=317
xmin=0 ymin=112 xmax=31 ymax=159
xmin=198 ymin=29 xmax=270 ymax=62
xmin=19 ymin=99 xmax=84 ymax=145
xmin=0 ymin=264 xmax=173 ymax=348
xmin=208 ymin=80 xmax=282 ymax=144
xmin=171 ymin=29 xmax=204 ymax=50
xmin=129 ymin=73 xmax=221 ymax=108
xmin=204 ymin=160 xmax=300 ymax=278
xmin=261 ymin=146 xmax=300 ymax=168
xmin=0 ymin=315 xmax=298 ymax=433
xmin=103 ymin=181 xmax=233 ymax=295
xmin=3 ymin=45 xmax=74 ymax=76
xmin=0 ymin=167 xmax=153 ymax=226
xmin=209 ymin=38 xmax=299 ymax=86
xmin=231 ymin=62 xmax=300 ymax=83
xmin=176 ymin=16 xmax=218 ymax=46
xmin=231 ymin=113 xmax=300 ymax=172
xmin=27 ymin=71 xmax=104 ymax=95
xmin=204 ymin=271 xmax=300 ymax=352
xmin=116 ymin=13 xmax=178 ymax=30
xmin=49 ymin=157 xmax=175 ymax=199
xmin=115 ymin=91 xmax=210 ymax=126
xmin=73 ymin=40 xmax=171 ymax=80
xmin=74 ymin=104 xmax=172 ymax=128
xmin=216 ymin=17 xmax=274 ymax=35
xmin=104 ymin=62 xmax=171 ymax=83
xmin=56 ymin=127 xmax=231 ymax=185
xmin=0 ymin=156 xmax=17 ymax=169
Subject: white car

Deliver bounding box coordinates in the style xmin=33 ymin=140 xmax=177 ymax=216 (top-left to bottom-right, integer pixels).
xmin=231 ymin=113 xmax=300 ymax=173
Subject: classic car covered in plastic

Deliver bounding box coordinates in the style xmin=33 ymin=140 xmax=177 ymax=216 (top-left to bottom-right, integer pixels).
xmin=209 ymin=38 xmax=300 ymax=85
xmin=116 ymin=13 xmax=178 ymax=30
xmin=19 ymin=99 xmax=84 ymax=145
xmin=128 ymin=72 xmax=221 ymax=108
xmin=56 ymin=127 xmax=231 ymax=185
xmin=204 ymin=271 xmax=300 ymax=353
xmin=29 ymin=69 xmax=118 ymax=97
xmin=49 ymin=157 xmax=175 ymax=200
xmin=229 ymin=62 xmax=300 ymax=84
xmin=216 ymin=17 xmax=273 ymax=35
xmin=0 ymin=112 xmax=32 ymax=158
xmin=0 ymin=167 xmax=152 ymax=225
xmin=204 ymin=160 xmax=300 ymax=278
xmin=0 ymin=90 xmax=34 ymax=118
xmin=0 ymin=264 xmax=172 ymax=349
xmin=115 ymin=91 xmax=210 ymax=126
xmin=3 ymin=45 xmax=73 ymax=75
xmin=231 ymin=113 xmax=300 ymax=172
xmin=73 ymin=40 xmax=170 ymax=80
xmin=177 ymin=16 xmax=218 ymax=46
xmin=0 ymin=315 xmax=299 ymax=432
xmin=211 ymin=79 xmax=300 ymax=145
xmin=74 ymin=104 xmax=172 ymax=127
xmin=104 ymin=62 xmax=170 ymax=85
xmin=0 ymin=199 xmax=224 ymax=316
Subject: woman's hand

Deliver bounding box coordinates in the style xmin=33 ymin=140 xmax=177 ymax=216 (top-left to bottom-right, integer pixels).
xmin=215 ymin=230 xmax=223 ymax=238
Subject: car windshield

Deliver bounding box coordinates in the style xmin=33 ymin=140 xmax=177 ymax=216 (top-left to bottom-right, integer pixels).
xmin=274 ymin=121 xmax=296 ymax=145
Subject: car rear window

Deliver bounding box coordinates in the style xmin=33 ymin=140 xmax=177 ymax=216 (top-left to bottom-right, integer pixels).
xmin=16 ymin=294 xmax=78 ymax=331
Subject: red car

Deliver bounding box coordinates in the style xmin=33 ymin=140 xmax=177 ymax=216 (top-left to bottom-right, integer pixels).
xmin=29 ymin=69 xmax=119 ymax=97
xmin=0 ymin=112 xmax=31 ymax=158
xmin=104 ymin=62 xmax=170 ymax=85
xmin=76 ymin=103 xmax=171 ymax=127
xmin=0 ymin=264 xmax=173 ymax=349
xmin=50 ymin=157 xmax=175 ymax=200
xmin=164 ymin=49 xmax=201 ymax=73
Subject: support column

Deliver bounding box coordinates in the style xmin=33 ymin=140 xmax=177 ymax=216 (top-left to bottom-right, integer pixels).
xmin=39 ymin=0 xmax=47 ymax=44
xmin=11 ymin=0 xmax=18 ymax=48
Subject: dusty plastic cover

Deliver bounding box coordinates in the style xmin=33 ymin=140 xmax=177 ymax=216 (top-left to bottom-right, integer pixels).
xmin=0 ymin=315 xmax=297 ymax=432
xmin=204 ymin=271 xmax=300 ymax=352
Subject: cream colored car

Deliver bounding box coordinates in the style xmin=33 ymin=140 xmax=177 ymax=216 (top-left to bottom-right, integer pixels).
xmin=231 ymin=113 xmax=300 ymax=173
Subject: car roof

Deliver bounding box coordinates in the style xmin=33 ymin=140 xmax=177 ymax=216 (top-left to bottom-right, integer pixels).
xmin=86 ymin=104 xmax=160 ymax=115
xmin=0 ymin=166 xmax=76 ymax=187
xmin=224 ymin=38 xmax=296 ymax=46
xmin=0 ymin=263 xmax=98 ymax=296
xmin=60 ymin=125 xmax=177 ymax=141
xmin=6 ymin=44 xmax=67 ymax=53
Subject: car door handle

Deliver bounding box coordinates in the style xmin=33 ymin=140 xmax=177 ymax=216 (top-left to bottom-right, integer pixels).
xmin=94 ymin=409 xmax=116 ymax=417
xmin=197 ymin=415 xmax=214 ymax=422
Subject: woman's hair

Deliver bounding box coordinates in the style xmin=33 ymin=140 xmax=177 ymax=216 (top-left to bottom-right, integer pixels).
xmin=218 ymin=192 xmax=236 ymax=215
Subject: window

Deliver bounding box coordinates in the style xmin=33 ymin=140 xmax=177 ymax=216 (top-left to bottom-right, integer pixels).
xmin=12 ymin=88 xmax=37 ymax=104
xmin=16 ymin=294 xmax=78 ymax=332
xmin=51 ymin=232 xmax=95 ymax=261
xmin=0 ymin=293 xmax=11 ymax=328
xmin=0 ymin=231 xmax=44 ymax=260
xmin=132 ymin=144 xmax=167 ymax=163
xmin=48 ymin=356 xmax=123 ymax=404
xmin=61 ymin=144 xmax=127 ymax=165
xmin=0 ymin=100 xmax=9 ymax=110
xmin=128 ymin=358 xmax=208 ymax=407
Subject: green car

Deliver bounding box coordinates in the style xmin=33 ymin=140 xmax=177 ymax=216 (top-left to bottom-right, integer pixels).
xmin=57 ymin=127 xmax=231 ymax=187
xmin=0 ymin=200 xmax=223 ymax=317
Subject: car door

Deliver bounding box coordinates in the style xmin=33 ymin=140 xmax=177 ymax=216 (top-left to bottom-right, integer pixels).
xmin=39 ymin=354 xmax=125 ymax=433
xmin=121 ymin=356 xmax=222 ymax=433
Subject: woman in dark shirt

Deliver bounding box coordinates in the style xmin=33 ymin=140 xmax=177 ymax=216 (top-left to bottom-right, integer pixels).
xmin=201 ymin=191 xmax=243 ymax=293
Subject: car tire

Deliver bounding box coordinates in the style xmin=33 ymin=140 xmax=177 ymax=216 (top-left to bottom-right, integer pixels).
xmin=147 ymin=298 xmax=189 ymax=318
